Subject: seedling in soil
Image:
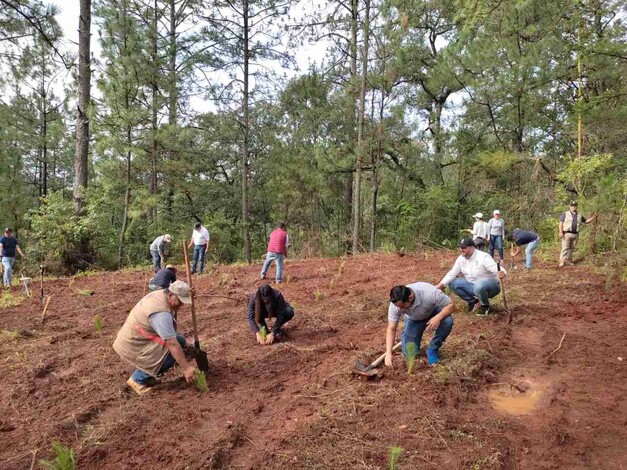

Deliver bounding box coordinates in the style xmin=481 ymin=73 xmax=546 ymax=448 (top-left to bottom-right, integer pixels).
xmin=337 ymin=259 xmax=346 ymax=277
xmin=76 ymin=289 xmax=93 ymax=296
xmin=218 ymin=273 xmax=229 ymax=286
xmin=328 ymin=278 xmax=335 ymax=290
xmin=259 ymin=325 xmax=268 ymax=342
xmin=40 ymin=441 xmax=76 ymax=470
xmin=314 ymin=288 xmax=323 ymax=301
xmin=388 ymin=446 xmax=403 ymax=470
xmin=93 ymin=315 xmax=103 ymax=332
xmin=406 ymin=343 xmax=418 ymax=375
xmin=193 ymin=369 xmax=208 ymax=392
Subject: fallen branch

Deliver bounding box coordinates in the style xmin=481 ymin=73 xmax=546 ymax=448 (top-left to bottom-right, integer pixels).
xmin=546 ymin=333 xmax=566 ymax=359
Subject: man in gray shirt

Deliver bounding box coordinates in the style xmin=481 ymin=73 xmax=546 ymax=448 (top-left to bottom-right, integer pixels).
xmin=385 ymin=282 xmax=456 ymax=367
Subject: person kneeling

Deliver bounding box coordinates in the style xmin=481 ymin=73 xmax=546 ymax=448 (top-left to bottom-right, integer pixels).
xmin=247 ymin=284 xmax=294 ymax=345
xmin=435 ymin=238 xmax=506 ymax=315
xmin=149 ymin=264 xmax=177 ymax=291
xmin=113 ymin=281 xmax=198 ymax=395
xmin=385 ymin=283 xmax=456 ymax=367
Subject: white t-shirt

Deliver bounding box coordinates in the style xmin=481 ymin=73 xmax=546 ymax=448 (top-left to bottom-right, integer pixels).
xmin=191 ymin=227 xmax=210 ymax=246
xmin=439 ymin=249 xmax=506 ymax=286
xmin=472 ymin=221 xmax=489 ymax=239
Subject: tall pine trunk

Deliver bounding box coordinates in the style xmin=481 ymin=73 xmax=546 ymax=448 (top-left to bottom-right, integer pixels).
xmin=242 ymin=0 xmax=252 ymax=263
xmin=73 ymin=0 xmax=91 ymax=217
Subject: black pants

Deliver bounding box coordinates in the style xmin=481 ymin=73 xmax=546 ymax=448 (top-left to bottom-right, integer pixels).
xmin=261 ymin=306 xmax=295 ymax=335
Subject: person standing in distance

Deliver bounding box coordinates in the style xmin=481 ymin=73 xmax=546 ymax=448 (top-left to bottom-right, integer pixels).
xmin=0 ymin=228 xmax=25 ymax=288
xmin=260 ymin=223 xmax=290 ymax=283
xmin=189 ymin=222 xmax=210 ymax=274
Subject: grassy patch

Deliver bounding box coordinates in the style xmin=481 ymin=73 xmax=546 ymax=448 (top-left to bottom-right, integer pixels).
xmin=0 ymin=291 xmax=26 ymax=308
xmin=0 ymin=329 xmax=20 ymax=341
xmin=40 ymin=442 xmax=76 ymax=470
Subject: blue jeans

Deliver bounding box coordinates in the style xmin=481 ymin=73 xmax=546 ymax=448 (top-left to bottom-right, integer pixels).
xmin=401 ymin=307 xmax=453 ymax=357
xmin=131 ymin=334 xmax=187 ymax=384
xmin=261 ymin=252 xmax=284 ymax=282
xmin=489 ymin=235 xmax=504 ymax=260
xmin=449 ymin=277 xmax=500 ymax=307
xmin=524 ymin=237 xmax=540 ymax=269
xmin=2 ymin=257 xmax=15 ymax=287
xmin=192 ymin=244 xmax=207 ymax=273
xmin=150 ymin=250 xmax=161 ymax=273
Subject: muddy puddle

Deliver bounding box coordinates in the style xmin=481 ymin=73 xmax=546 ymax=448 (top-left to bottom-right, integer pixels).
xmin=487 ymin=377 xmax=550 ymax=415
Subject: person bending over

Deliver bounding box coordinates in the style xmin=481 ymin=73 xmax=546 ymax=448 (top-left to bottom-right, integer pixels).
xmin=247 ymin=284 xmax=294 ymax=345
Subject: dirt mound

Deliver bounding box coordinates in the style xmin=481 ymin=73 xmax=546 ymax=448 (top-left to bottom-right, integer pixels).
xmin=0 ymin=252 xmax=625 ymax=469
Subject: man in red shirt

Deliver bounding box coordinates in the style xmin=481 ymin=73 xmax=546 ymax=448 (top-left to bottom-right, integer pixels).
xmin=260 ymin=223 xmax=290 ymax=283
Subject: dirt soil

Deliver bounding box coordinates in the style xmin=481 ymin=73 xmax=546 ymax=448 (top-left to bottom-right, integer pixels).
xmin=0 ymin=251 xmax=625 ymax=469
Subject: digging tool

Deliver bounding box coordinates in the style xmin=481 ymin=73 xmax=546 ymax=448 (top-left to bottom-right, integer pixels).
xmin=497 ymin=262 xmax=512 ymax=324
xmin=354 ymin=341 xmax=402 ymax=377
xmin=182 ymin=241 xmax=210 ymax=373
xmin=40 ymin=265 xmax=44 ymax=305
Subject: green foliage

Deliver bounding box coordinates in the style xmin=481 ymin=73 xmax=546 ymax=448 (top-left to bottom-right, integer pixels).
xmin=406 ymin=342 xmax=418 ymax=375
xmin=94 ymin=315 xmax=103 ymax=332
xmin=0 ymin=292 xmax=26 ymax=308
xmin=40 ymin=442 xmax=76 ymax=470
xmin=259 ymin=326 xmax=268 ymax=343
xmin=193 ymin=370 xmax=208 ymax=392
xmin=388 ymin=446 xmax=403 ymax=470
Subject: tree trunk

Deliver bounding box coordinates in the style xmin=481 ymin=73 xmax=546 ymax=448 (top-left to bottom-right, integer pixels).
xmin=242 ymin=0 xmax=252 ymax=263
xmin=149 ymin=0 xmax=159 ymax=224
xmin=352 ymin=0 xmax=369 ymax=254
xmin=118 ymin=135 xmax=132 ymax=269
xmin=73 ymin=0 xmax=91 ymax=217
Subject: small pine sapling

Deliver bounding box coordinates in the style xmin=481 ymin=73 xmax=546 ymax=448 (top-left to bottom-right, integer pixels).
xmin=193 ymin=370 xmax=208 ymax=392
xmin=259 ymin=325 xmax=268 ymax=342
xmin=406 ymin=342 xmax=418 ymax=375
xmin=388 ymin=446 xmax=403 ymax=470
xmin=314 ymin=288 xmax=323 ymax=301
xmin=40 ymin=442 xmax=76 ymax=470
xmin=93 ymin=315 xmax=103 ymax=332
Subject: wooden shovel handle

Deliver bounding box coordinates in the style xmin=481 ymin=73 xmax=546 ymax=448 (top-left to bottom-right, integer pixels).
xmin=370 ymin=341 xmax=402 ymax=369
xmin=182 ymin=242 xmax=201 ymax=349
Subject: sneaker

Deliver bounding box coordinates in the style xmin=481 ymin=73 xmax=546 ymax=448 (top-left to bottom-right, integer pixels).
xmin=127 ymin=376 xmax=153 ymax=396
xmin=426 ymin=349 xmax=440 ymax=366
xmin=475 ymin=305 xmax=490 ymax=316
xmin=467 ymin=299 xmax=479 ymax=312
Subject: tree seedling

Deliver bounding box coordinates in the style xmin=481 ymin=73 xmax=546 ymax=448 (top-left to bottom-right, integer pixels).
xmin=388 ymin=446 xmax=403 ymax=470
xmin=259 ymin=325 xmax=268 ymax=343
xmin=193 ymin=369 xmax=208 ymax=392
xmin=76 ymin=289 xmax=93 ymax=296
xmin=40 ymin=441 xmax=76 ymax=470
xmin=93 ymin=315 xmax=103 ymax=332
xmin=218 ymin=273 xmax=229 ymax=286
xmin=314 ymin=288 xmax=323 ymax=301
xmin=406 ymin=343 xmax=418 ymax=375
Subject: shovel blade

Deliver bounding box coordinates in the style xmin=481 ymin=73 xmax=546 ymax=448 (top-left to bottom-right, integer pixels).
xmin=195 ymin=349 xmax=209 ymax=373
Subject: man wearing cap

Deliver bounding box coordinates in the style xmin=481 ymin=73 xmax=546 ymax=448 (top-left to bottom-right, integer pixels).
xmin=467 ymin=213 xmax=489 ymax=251
xmin=189 ymin=223 xmax=210 ymax=274
xmin=149 ymin=234 xmax=172 ymax=273
xmin=113 ymin=280 xmax=198 ymax=395
xmin=487 ymin=210 xmax=506 ymax=261
xmin=0 ymin=228 xmax=25 ymax=288
xmin=435 ymin=239 xmax=506 ymax=315
xmin=385 ymin=282 xmax=457 ymax=367
xmin=510 ymin=229 xmax=540 ymax=270
xmin=149 ymin=265 xmax=177 ymax=291
xmin=558 ymin=201 xmax=598 ymax=267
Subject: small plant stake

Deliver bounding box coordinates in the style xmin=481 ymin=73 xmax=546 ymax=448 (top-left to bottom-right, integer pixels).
xmin=41 ymin=296 xmax=52 ymax=323
xmin=406 ymin=342 xmax=417 ymax=375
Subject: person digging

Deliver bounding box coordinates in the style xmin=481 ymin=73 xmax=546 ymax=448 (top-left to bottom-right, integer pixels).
xmin=113 ymin=280 xmax=199 ymax=395
xmin=435 ymin=238 xmax=507 ymax=315
xmin=247 ymin=284 xmax=295 ymax=345
xmin=385 ymin=283 xmax=456 ymax=367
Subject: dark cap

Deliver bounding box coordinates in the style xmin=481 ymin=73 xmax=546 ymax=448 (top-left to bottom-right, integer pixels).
xmin=3 ymin=228 xmax=11 ymax=233
xmin=194 ymin=222 xmax=202 ymax=229
xmin=459 ymin=238 xmax=475 ymax=248
xmin=569 ymin=200 xmax=577 ymax=206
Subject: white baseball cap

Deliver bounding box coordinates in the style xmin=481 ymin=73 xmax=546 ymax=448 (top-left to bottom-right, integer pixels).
xmin=473 ymin=212 xmax=483 ymax=219
xmin=493 ymin=210 xmax=501 ymax=215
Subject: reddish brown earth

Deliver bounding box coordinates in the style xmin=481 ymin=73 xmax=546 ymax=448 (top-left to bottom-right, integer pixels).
xmin=0 ymin=251 xmax=625 ymax=469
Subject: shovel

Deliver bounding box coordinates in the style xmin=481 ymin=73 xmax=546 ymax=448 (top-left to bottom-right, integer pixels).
xmin=40 ymin=265 xmax=45 ymax=305
xmin=354 ymin=341 xmax=402 ymax=377
xmin=497 ymin=262 xmax=512 ymax=324
xmin=182 ymin=242 xmax=209 ymax=373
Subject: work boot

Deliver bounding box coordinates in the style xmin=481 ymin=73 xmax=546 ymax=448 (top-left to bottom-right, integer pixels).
xmin=127 ymin=376 xmax=153 ymax=396
xmin=467 ymin=299 xmax=479 ymax=312
xmin=426 ymin=349 xmax=440 ymax=366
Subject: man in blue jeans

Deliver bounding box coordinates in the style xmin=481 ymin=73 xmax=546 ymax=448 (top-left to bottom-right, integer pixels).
xmin=385 ymin=282 xmax=456 ymax=367
xmin=189 ymin=222 xmax=210 ymax=274
xmin=0 ymin=228 xmax=25 ymax=288
xmin=487 ymin=209 xmax=506 ymax=261
xmin=510 ymin=229 xmax=540 ymax=270
xmin=436 ymin=238 xmax=506 ymax=315
xmin=113 ymin=280 xmax=199 ymax=395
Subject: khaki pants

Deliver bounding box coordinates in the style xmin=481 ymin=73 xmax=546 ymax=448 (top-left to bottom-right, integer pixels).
xmin=559 ymin=232 xmax=578 ymax=266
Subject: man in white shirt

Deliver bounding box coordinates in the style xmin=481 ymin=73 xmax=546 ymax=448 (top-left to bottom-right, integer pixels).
xmin=435 ymin=239 xmax=506 ymax=315
xmin=188 ymin=222 xmax=210 ymax=274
